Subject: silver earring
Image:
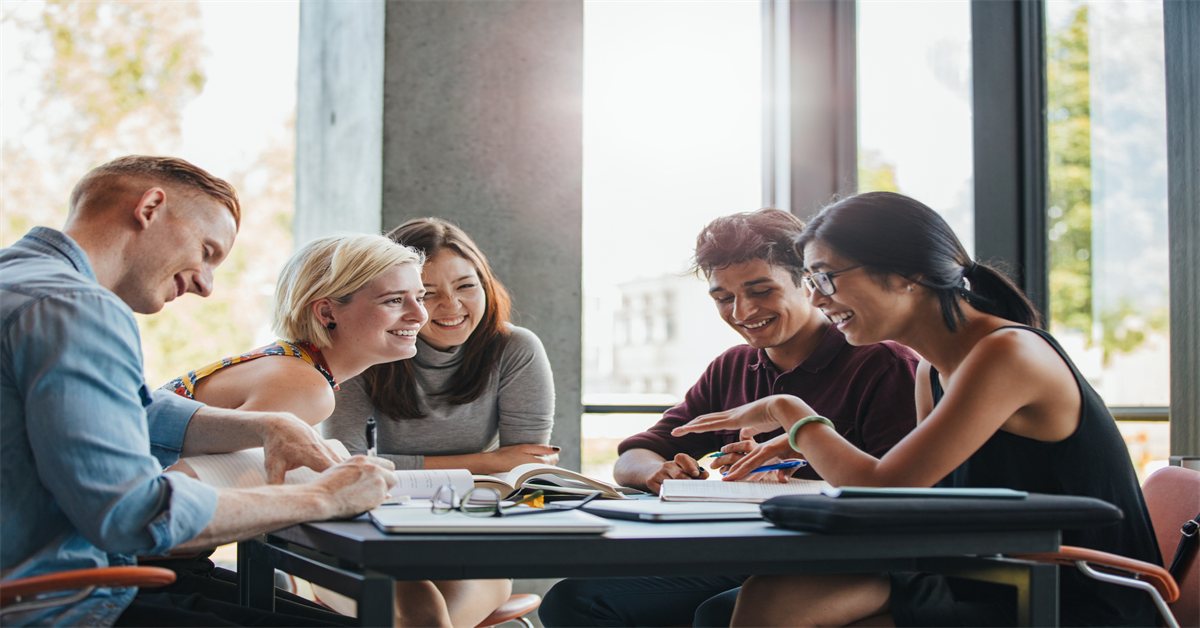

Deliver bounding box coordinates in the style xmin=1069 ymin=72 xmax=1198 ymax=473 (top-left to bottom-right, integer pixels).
xmin=907 ymin=285 xmax=914 ymax=292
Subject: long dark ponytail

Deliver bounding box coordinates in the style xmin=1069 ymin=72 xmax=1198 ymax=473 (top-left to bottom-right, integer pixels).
xmin=797 ymin=192 xmax=1042 ymax=331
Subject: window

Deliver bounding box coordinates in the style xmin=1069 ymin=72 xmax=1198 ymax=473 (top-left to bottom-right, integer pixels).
xmin=581 ymin=1 xmax=760 ymax=481
xmin=857 ymin=0 xmax=974 ymax=254
xmin=1045 ymin=1 xmax=1170 ymax=477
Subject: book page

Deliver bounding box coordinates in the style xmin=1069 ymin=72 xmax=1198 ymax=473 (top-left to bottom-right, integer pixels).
xmin=392 ymin=469 xmax=474 ymax=499
xmin=183 ymin=440 xmax=355 ymax=489
xmin=660 ymin=479 xmax=829 ymax=503
xmin=504 ymin=464 xmax=619 ymax=490
xmin=493 ymin=463 xmax=628 ymax=499
xmin=472 ymin=475 xmax=516 ymax=495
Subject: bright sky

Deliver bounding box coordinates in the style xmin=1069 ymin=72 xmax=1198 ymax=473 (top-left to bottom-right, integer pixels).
xmin=178 ymin=1 xmax=299 ymax=180
xmin=857 ymin=0 xmax=974 ymax=254
xmin=582 ymin=0 xmax=762 ymax=293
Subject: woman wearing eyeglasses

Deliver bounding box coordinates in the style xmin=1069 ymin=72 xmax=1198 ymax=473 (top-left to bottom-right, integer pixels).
xmin=673 ymin=192 xmax=1161 ymax=627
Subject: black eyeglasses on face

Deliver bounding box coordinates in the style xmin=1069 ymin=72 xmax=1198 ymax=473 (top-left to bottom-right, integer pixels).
xmin=802 ymin=265 xmax=862 ymax=297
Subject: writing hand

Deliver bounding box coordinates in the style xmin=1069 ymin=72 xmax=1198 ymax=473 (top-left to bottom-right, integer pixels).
xmin=645 ymin=453 xmax=710 ymax=494
xmin=314 ymin=456 xmax=400 ymax=518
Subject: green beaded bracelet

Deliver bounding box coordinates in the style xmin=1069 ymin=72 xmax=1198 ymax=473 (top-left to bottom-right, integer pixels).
xmin=787 ymin=416 xmax=834 ymax=453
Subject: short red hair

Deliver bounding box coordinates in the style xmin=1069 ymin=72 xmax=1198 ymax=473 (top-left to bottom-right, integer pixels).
xmin=69 ymin=155 xmax=241 ymax=228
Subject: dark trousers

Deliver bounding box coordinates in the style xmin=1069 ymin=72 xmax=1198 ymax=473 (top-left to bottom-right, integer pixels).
xmin=116 ymin=560 xmax=355 ymax=627
xmin=539 ymin=575 xmax=745 ymax=628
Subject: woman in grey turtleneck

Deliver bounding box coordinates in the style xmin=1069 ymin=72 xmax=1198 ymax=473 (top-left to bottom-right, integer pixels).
xmin=321 ymin=218 xmax=556 ymax=627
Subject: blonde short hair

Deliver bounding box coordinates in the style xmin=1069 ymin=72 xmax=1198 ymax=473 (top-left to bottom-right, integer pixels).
xmin=272 ymin=234 xmax=424 ymax=347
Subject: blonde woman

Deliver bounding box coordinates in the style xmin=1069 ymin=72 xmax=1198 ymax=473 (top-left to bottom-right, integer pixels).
xmin=164 ymin=233 xmax=427 ymax=424
xmin=166 ymin=234 xmax=507 ymax=627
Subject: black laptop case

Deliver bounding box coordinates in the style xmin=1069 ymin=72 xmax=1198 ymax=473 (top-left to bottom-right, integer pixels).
xmin=760 ymin=493 xmax=1123 ymax=535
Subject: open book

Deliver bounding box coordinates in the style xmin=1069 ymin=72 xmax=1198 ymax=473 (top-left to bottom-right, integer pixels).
xmin=660 ymin=478 xmax=830 ymax=503
xmin=180 ymin=442 xmax=477 ymax=503
xmin=473 ymin=463 xmax=640 ymax=500
xmin=181 ymin=447 xmax=638 ymax=502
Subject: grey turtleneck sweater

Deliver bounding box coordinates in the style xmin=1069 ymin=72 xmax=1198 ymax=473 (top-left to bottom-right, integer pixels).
xmin=321 ymin=325 xmax=555 ymax=470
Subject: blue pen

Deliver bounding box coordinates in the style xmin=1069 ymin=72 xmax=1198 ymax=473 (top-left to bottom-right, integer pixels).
xmin=722 ymin=459 xmax=807 ymax=475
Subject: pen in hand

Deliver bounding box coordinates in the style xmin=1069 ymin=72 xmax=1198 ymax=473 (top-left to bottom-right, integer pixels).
xmin=365 ymin=414 xmax=377 ymax=458
xmin=722 ymin=459 xmax=807 ymax=476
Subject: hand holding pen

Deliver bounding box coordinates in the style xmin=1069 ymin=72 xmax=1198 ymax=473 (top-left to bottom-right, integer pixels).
xmin=706 ymin=434 xmax=806 ymax=482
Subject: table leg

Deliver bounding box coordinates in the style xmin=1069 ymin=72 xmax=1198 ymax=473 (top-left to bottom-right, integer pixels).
xmin=916 ymin=556 xmax=1059 ymax=627
xmin=1021 ymin=561 xmax=1058 ymax=628
xmin=237 ymin=537 xmax=276 ymax=612
xmin=357 ymin=571 xmax=394 ymax=628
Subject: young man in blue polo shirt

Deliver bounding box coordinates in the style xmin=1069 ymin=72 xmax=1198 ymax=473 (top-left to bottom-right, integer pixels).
xmin=541 ymin=208 xmax=920 ymax=628
xmin=0 ymin=156 xmax=397 ymax=627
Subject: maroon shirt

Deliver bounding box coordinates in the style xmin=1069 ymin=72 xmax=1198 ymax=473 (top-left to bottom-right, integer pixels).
xmin=618 ymin=325 xmax=919 ymax=480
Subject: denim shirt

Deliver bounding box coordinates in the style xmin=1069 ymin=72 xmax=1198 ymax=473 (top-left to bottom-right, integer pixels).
xmin=1 ymin=228 xmax=219 ymax=626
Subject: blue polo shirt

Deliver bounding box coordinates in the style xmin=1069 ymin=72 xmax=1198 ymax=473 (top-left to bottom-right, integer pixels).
xmin=0 ymin=227 xmax=218 ymax=626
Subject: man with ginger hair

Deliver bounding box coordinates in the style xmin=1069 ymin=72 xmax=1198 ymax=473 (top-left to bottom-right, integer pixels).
xmin=0 ymin=156 xmax=396 ymax=627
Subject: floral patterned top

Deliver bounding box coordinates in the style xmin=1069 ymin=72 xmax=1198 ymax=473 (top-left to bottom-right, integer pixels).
xmin=161 ymin=340 xmax=338 ymax=400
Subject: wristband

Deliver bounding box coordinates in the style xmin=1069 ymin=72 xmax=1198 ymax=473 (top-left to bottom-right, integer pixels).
xmin=787 ymin=416 xmax=834 ymax=453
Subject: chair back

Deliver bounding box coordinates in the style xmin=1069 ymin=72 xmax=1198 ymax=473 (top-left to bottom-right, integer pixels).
xmin=1142 ymin=466 xmax=1200 ymax=628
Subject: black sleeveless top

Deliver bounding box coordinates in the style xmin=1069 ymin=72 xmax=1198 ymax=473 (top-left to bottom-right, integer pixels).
xmin=929 ymin=326 xmax=1161 ymax=625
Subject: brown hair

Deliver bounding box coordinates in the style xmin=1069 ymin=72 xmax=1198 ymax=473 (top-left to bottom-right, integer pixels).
xmin=69 ymin=155 xmax=241 ymax=228
xmin=690 ymin=208 xmax=807 ymax=285
xmin=361 ymin=218 xmax=513 ymax=419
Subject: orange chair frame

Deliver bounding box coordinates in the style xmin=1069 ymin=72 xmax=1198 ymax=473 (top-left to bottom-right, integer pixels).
xmin=0 ymin=566 xmax=176 ymax=616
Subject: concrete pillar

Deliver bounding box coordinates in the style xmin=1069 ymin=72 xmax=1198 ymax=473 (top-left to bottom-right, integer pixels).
xmin=296 ymin=0 xmax=584 ymax=472
xmin=381 ymin=0 xmax=584 ymax=471
xmin=296 ymin=0 xmax=385 ymax=237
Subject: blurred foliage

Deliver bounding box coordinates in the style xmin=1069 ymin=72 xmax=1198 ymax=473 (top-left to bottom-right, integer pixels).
xmin=858 ymin=150 xmax=900 ymax=194
xmin=1046 ymin=5 xmax=1167 ymax=365
xmin=2 ymin=1 xmax=295 ymax=385
xmin=1046 ymin=5 xmax=1168 ymax=365
xmin=1047 ymin=5 xmax=1093 ymax=335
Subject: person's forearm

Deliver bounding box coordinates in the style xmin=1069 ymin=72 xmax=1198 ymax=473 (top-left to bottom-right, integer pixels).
xmin=776 ymin=397 xmax=883 ymax=486
xmin=173 ymin=484 xmax=332 ymax=551
xmin=613 ymin=449 xmax=667 ymax=491
xmin=179 ymin=406 xmax=274 ymax=456
xmin=423 ymin=453 xmax=496 ymax=474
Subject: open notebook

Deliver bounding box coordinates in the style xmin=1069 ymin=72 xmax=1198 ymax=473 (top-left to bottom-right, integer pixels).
xmin=183 ymin=440 xmax=353 ymax=487
xmin=182 ymin=443 xmax=475 ymax=505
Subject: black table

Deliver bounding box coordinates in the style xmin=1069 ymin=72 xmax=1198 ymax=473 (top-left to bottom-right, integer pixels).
xmin=238 ymin=516 xmax=1062 ymax=627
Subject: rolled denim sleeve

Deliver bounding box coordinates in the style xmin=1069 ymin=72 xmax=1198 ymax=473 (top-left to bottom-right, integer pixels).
xmin=146 ymin=388 xmax=204 ymax=468
xmin=8 ymin=292 xmax=217 ymax=555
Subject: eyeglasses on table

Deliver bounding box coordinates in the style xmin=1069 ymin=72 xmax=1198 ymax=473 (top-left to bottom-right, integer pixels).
xmin=431 ymin=485 xmax=602 ymax=518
